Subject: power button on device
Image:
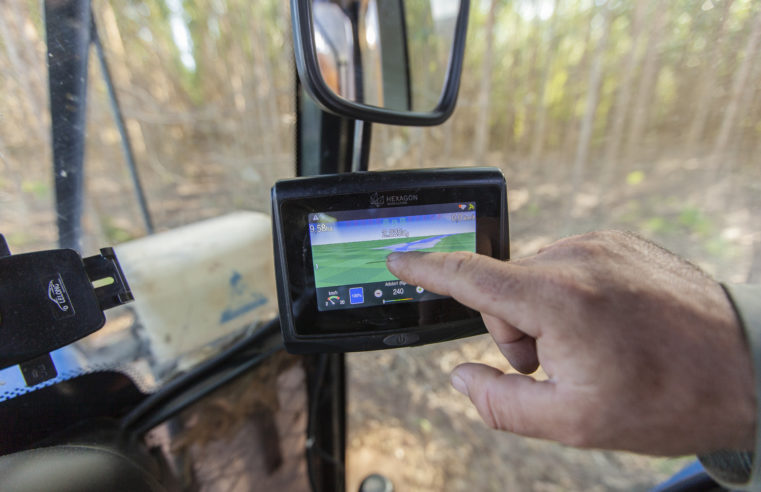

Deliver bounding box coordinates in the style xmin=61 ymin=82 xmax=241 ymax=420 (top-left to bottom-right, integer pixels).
xmin=383 ymin=333 xmax=420 ymax=347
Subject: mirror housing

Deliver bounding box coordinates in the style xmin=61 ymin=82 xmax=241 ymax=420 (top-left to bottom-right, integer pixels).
xmin=291 ymin=0 xmax=470 ymax=126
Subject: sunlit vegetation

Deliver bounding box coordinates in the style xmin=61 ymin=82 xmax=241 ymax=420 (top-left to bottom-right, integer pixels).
xmin=0 ymin=0 xmax=294 ymax=252
xmin=372 ymin=0 xmax=761 ymax=281
xmin=0 ymin=1 xmax=759 ymax=488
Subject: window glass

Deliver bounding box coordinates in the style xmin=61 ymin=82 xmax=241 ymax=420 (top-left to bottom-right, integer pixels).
xmin=354 ymin=0 xmax=761 ymax=489
xmin=0 ymin=0 xmax=294 ymax=255
xmin=1 ymin=2 xmax=302 ymax=489
xmin=1 ymin=0 xmax=295 ymax=381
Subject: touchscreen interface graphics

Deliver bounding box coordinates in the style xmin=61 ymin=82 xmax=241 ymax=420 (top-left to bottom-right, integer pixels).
xmin=309 ymin=202 xmax=476 ymax=311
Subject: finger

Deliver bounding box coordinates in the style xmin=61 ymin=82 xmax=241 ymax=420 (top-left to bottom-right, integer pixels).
xmin=500 ymin=338 xmax=539 ymax=374
xmin=450 ymin=363 xmax=562 ymax=441
xmin=387 ymin=251 xmax=543 ymax=338
xmin=481 ymin=313 xmax=524 ymax=343
xmin=482 ymin=313 xmax=539 ymax=374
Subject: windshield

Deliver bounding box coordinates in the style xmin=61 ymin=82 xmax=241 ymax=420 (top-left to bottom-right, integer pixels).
xmin=2 ymin=0 xmax=760 ymax=490
xmin=361 ymin=0 xmax=761 ymax=489
xmin=0 ymin=0 xmax=294 ymax=256
xmin=1 ymin=0 xmax=305 ymax=488
xmin=1 ymin=0 xmax=294 ymax=368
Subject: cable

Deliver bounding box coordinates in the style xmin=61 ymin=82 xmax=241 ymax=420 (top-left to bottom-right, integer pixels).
xmin=121 ymin=317 xmax=280 ymax=432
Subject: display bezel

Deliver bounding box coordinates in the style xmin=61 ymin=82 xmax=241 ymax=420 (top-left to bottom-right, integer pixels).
xmin=278 ymin=185 xmax=505 ymax=337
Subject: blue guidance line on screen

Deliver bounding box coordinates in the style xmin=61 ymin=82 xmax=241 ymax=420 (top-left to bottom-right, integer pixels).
xmin=308 ymin=202 xmax=476 ymax=311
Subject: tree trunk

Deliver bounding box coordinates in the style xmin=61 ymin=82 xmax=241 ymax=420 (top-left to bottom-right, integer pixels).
xmin=529 ymin=0 xmax=560 ymax=166
xmin=99 ymin=4 xmax=150 ymax=159
xmin=501 ymin=29 xmax=522 ymax=160
xmin=729 ymin=40 xmax=761 ymax=155
xmin=685 ymin=0 xmax=735 ymax=148
xmin=598 ymin=0 xmax=648 ymax=193
xmin=567 ymin=6 xmax=613 ymax=223
xmin=250 ymin=18 xmax=284 ymax=156
xmin=442 ymin=118 xmax=454 ymax=164
xmin=416 ymin=127 xmax=427 ymax=168
xmin=625 ymin=5 xmax=667 ymax=161
xmin=560 ymin=8 xmax=595 ymax=165
xmin=712 ymin=7 xmax=761 ymax=161
xmin=0 ymin=2 xmax=47 ymax=142
xmin=523 ymin=0 xmax=544 ymax=151
xmin=473 ymin=0 xmax=498 ymax=163
xmin=747 ymin=240 xmax=761 ymax=283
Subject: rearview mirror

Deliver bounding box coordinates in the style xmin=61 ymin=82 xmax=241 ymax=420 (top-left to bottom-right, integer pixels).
xmin=291 ymin=0 xmax=470 ymax=126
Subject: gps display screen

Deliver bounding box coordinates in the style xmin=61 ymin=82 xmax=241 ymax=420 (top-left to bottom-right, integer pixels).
xmin=308 ymin=202 xmax=476 ymax=311
xmin=272 ymin=167 xmax=508 ymax=352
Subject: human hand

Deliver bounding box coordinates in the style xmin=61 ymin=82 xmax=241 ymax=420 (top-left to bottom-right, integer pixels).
xmin=386 ymin=231 xmax=755 ymax=455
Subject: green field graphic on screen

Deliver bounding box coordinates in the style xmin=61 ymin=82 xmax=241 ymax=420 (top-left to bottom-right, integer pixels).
xmin=311 ymin=232 xmax=475 ymax=288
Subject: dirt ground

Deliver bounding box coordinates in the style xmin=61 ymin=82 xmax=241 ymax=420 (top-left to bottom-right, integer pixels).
xmin=3 ymin=150 xmax=759 ymax=491
xmin=345 ymin=337 xmax=692 ymax=492
xmin=342 ymin=154 xmax=761 ymax=492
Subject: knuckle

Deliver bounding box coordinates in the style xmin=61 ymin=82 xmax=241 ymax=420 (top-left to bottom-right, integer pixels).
xmin=538 ymin=232 xmax=611 ymax=259
xmin=573 ymin=280 xmax=605 ymax=307
xmin=540 ymin=269 xmax=602 ymax=305
xmin=584 ymin=230 xmax=612 ymax=242
xmin=443 ymin=250 xmax=478 ymax=276
xmin=564 ymin=239 xmax=606 ymax=258
xmin=581 ymin=230 xmax=622 ymax=244
xmin=616 ymin=229 xmax=641 ymax=243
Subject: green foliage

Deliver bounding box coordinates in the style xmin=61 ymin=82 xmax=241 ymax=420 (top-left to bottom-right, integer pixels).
xmin=103 ymin=218 xmax=136 ymax=244
xmin=639 ymin=205 xmax=714 ymax=238
xmin=705 ymin=236 xmax=735 ymax=259
xmin=526 ymin=202 xmax=541 ymax=217
xmin=677 ymin=207 xmax=713 ymax=237
xmin=417 ymin=417 xmax=432 ymax=434
xmin=654 ymin=457 xmax=694 ymax=476
xmin=626 ymin=170 xmax=644 ymax=185
xmin=6 ymin=231 xmax=33 ymax=247
xmin=456 ymin=0 xmax=761 ymax=164
xmin=21 ymin=180 xmax=49 ymax=199
xmin=643 ymin=216 xmax=669 ymax=235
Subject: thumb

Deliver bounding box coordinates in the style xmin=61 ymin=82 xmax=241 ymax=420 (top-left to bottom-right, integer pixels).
xmin=451 ymin=363 xmax=563 ymax=441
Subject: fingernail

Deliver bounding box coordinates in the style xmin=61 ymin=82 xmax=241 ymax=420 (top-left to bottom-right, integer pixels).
xmin=451 ymin=374 xmax=469 ymax=397
xmin=387 ymin=252 xmax=401 ymax=264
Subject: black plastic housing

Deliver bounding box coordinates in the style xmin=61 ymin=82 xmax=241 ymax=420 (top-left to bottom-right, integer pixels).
xmin=271 ymin=168 xmax=509 ymax=354
xmin=0 ymin=236 xmax=133 ymax=370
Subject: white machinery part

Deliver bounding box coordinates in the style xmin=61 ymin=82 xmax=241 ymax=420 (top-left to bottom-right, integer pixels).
xmin=113 ymin=211 xmax=277 ymax=372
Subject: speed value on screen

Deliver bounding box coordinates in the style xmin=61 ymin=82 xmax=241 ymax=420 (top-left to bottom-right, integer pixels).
xmin=309 ymin=220 xmax=334 ymax=233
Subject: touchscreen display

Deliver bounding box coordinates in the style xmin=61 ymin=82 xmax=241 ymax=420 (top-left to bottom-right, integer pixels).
xmin=308 ymin=202 xmax=476 ymax=311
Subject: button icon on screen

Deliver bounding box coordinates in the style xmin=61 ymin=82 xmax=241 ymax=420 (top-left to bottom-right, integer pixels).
xmin=349 ymin=287 xmax=364 ymax=304
xmin=374 ymin=289 xmax=383 ymax=298
xmin=416 ymin=286 xmax=424 ymax=294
